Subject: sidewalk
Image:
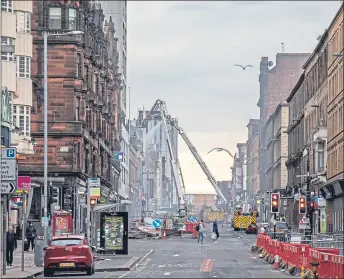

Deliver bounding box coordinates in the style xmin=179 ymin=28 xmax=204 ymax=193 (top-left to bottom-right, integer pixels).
xmin=95 ymin=249 xmax=154 ymax=272
xmin=2 ymin=241 xmax=42 ymax=279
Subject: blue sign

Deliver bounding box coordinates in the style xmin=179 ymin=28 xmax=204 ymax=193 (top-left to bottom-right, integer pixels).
xmin=1 ymin=147 xmax=16 ymax=158
xmin=114 ymin=151 xmax=124 ymax=162
xmin=152 ymin=219 xmax=162 ymax=228
xmin=188 ymin=216 xmax=197 ymax=223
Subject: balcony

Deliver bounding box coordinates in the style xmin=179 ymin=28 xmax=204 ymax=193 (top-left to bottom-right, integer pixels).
xmin=10 ymin=132 xmax=34 ymax=155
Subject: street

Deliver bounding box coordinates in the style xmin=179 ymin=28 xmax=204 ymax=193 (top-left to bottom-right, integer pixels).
xmin=38 ymin=228 xmax=291 ymax=278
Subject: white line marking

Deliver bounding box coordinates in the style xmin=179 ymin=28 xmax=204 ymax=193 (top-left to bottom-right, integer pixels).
xmin=118 ymin=250 xmax=154 ymax=278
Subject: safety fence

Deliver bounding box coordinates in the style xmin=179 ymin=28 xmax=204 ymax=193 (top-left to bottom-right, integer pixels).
xmin=254 ymin=233 xmax=344 ymax=279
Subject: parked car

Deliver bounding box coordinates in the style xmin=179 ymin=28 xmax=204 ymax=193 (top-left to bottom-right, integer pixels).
xmin=44 ymin=235 xmax=95 ymax=277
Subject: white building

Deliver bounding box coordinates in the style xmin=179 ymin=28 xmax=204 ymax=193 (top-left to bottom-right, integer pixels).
xmin=1 ymin=0 xmax=34 ymax=154
xmin=100 ymin=0 xmax=128 ymax=200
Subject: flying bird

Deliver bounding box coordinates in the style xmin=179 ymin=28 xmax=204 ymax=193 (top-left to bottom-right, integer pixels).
xmin=235 ymin=64 xmax=253 ymax=70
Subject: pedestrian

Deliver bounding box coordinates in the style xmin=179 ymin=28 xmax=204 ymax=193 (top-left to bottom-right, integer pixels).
xmin=6 ymin=225 xmax=17 ymax=266
xmin=196 ymin=220 xmax=205 ymax=243
xmin=212 ymin=220 xmax=219 ymax=242
xmin=25 ymin=221 xmax=37 ymax=251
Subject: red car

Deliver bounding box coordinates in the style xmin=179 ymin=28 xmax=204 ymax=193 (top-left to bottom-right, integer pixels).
xmin=44 ymin=235 xmax=95 ymax=277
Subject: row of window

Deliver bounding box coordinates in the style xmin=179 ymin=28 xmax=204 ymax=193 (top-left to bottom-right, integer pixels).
xmin=2 ymin=1 xmax=31 ymax=33
xmin=49 ymin=7 xmax=78 ymax=31
xmin=328 ymin=62 xmax=343 ymax=106
xmin=12 ymin=105 xmax=31 ymax=136
xmin=0 ymin=51 xmax=30 ymax=79
xmin=327 ymin=141 xmax=344 ymax=179
xmin=328 ymin=101 xmax=344 ymax=141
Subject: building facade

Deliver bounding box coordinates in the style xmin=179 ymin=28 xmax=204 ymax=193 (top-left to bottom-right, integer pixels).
xmin=101 ymin=1 xmax=129 ymax=202
xmin=1 ymin=0 xmax=34 ymax=153
xmin=286 ymin=29 xmax=329 ymax=230
xmin=258 ymin=53 xmax=310 ymax=197
xmin=323 ymin=5 xmax=343 ymax=233
xmin=20 ymin=0 xmax=121 ymax=231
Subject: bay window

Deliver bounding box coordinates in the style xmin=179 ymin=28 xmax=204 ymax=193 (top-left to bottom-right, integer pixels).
xmin=68 ymin=8 xmax=77 ymax=30
xmin=16 ymin=56 xmax=31 ymax=78
xmin=317 ymin=141 xmax=325 ymax=173
xmin=1 ymin=37 xmax=14 ymax=61
xmin=1 ymin=0 xmax=13 ymax=12
xmin=13 ymin=105 xmax=31 ymax=136
xmin=16 ymin=11 xmax=31 ymax=33
xmin=49 ymin=7 xmax=62 ymax=29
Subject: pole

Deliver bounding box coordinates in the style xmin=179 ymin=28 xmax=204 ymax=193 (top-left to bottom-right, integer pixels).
xmin=43 ymin=31 xmax=48 ymax=246
xmin=86 ymin=180 xmax=90 ymax=245
xmin=306 ymin=148 xmax=313 ymax=235
xmin=21 ymin=193 xmax=27 ymax=271
xmin=2 ymin=199 xmax=7 ymax=275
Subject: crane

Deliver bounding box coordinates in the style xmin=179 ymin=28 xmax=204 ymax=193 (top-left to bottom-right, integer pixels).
xmin=142 ymin=100 xmax=227 ymax=214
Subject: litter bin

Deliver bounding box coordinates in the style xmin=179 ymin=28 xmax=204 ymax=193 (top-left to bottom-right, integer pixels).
xmin=34 ymin=238 xmax=45 ymax=267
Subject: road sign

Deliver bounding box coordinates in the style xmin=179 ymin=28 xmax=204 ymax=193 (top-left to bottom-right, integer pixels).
xmin=88 ymin=178 xmax=100 ymax=187
xmin=1 ymin=182 xmax=16 ymax=194
xmin=188 ymin=216 xmax=197 ymax=223
xmin=152 ymin=219 xmax=162 ymax=228
xmin=1 ymin=160 xmax=16 ymax=180
xmin=17 ymin=176 xmax=31 ymax=191
xmin=1 ymin=147 xmax=16 ymax=158
xmin=114 ymin=152 xmax=124 ymax=162
xmin=90 ymin=187 xmax=100 ymax=199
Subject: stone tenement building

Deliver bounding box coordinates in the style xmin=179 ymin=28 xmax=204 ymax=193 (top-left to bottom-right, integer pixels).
xmin=286 ymin=3 xmax=343 ymax=232
xmin=19 ymin=0 xmax=122 ymax=223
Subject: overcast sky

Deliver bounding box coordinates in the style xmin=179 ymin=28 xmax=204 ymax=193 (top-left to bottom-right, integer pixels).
xmin=127 ymin=1 xmax=341 ymax=193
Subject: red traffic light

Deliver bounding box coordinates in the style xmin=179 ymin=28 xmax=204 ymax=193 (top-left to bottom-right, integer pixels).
xmin=90 ymin=199 xmax=97 ymax=207
xmin=272 ymin=193 xmax=279 ymax=200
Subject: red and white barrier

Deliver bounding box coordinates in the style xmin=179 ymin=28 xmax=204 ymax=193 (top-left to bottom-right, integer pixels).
xmin=255 ymin=233 xmax=344 ymax=278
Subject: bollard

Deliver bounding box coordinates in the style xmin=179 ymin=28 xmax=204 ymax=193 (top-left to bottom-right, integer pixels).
xmin=34 ymin=239 xmax=45 ymax=267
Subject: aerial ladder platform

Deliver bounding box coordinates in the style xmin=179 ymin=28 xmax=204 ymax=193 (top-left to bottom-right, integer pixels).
xmin=142 ymin=99 xmax=227 ymax=215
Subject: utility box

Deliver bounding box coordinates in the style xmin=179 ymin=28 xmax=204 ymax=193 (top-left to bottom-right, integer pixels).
xmin=34 ymin=239 xmax=44 ymax=267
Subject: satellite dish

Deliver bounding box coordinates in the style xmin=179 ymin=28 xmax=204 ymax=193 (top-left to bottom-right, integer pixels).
xmin=268 ymin=61 xmax=274 ymax=67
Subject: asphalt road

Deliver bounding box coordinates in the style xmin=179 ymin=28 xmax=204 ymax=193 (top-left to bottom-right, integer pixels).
xmin=39 ymin=227 xmax=293 ymax=278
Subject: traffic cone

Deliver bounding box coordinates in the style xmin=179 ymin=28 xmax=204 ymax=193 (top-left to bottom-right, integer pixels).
xmin=162 ymin=229 xmax=167 ymax=239
xmin=273 ymin=255 xmax=280 ymax=269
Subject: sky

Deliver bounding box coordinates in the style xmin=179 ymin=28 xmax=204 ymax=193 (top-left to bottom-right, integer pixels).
xmin=127 ymin=1 xmax=342 ymax=193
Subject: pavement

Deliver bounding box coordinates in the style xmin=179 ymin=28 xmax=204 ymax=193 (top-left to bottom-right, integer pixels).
xmin=1 ymin=241 xmax=42 ymax=279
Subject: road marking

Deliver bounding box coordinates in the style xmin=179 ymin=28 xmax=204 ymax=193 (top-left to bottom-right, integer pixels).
xmin=117 ymin=250 xmax=154 ymax=278
xmin=200 ymin=259 xmax=215 ymax=272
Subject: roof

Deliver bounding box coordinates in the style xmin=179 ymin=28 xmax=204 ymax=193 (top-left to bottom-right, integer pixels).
xmin=185 ymin=184 xmax=217 ymax=195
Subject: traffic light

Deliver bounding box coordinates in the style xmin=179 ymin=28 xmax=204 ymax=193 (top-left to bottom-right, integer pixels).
xmin=299 ymin=196 xmax=306 ymax=214
xmin=52 ymin=187 xmax=59 ymax=204
xmin=271 ymin=193 xmax=280 ymax=213
xmin=308 ymin=200 xmax=315 ymax=215
xmin=90 ymin=198 xmax=97 ymax=208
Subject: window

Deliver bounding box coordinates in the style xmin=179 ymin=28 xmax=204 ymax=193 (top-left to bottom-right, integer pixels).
xmin=49 ymin=7 xmax=62 ymax=29
xmin=51 ymin=238 xmax=82 ymax=247
xmin=1 ymin=37 xmax=14 ymax=61
xmin=76 ymin=97 xmax=80 ymax=121
xmin=16 ymin=11 xmax=31 ymax=33
xmin=317 ymin=141 xmax=325 ymax=173
xmin=1 ymin=0 xmax=13 ymax=12
xmin=76 ymin=53 xmax=81 ymax=78
xmin=16 ymin=56 xmax=30 ymax=78
xmin=68 ymin=8 xmax=77 ymax=30
xmin=12 ymin=105 xmax=31 ymax=136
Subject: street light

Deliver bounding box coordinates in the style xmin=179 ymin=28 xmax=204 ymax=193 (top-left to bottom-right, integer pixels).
xmin=332 ymin=53 xmax=344 ymax=57
xmin=42 ymin=30 xmax=84 ymax=245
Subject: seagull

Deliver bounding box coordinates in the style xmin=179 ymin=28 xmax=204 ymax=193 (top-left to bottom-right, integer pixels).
xmin=235 ymin=64 xmax=253 ymax=70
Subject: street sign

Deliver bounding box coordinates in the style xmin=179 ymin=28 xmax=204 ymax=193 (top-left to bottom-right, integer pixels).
xmin=1 ymin=147 xmax=16 ymax=158
xmin=187 ymin=216 xmax=197 ymax=223
xmin=17 ymin=176 xmax=31 ymax=191
xmin=1 ymin=182 xmax=16 ymax=194
xmin=1 ymin=147 xmax=17 ymax=195
xmin=88 ymin=178 xmax=100 ymax=187
xmin=152 ymin=219 xmax=162 ymax=228
xmin=90 ymin=187 xmax=100 ymax=199
xmin=1 ymin=159 xmax=16 ymax=180
xmin=114 ymin=151 xmax=124 ymax=162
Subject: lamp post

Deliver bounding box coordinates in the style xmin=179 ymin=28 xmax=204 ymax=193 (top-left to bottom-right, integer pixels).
xmin=42 ymin=30 xmax=84 ymax=245
xmin=207 ymin=147 xmax=234 ymax=211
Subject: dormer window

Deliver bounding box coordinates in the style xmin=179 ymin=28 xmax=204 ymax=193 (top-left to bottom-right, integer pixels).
xmin=49 ymin=7 xmax=62 ymax=29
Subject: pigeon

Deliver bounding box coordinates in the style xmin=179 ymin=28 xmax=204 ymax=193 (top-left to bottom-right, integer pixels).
xmin=235 ymin=64 xmax=253 ymax=70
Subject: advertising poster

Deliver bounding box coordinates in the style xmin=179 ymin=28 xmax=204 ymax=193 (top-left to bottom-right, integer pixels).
xmin=104 ymin=216 xmax=124 ymax=250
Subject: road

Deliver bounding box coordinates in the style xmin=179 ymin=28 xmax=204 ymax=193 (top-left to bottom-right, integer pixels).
xmin=39 ymin=227 xmax=292 ymax=278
